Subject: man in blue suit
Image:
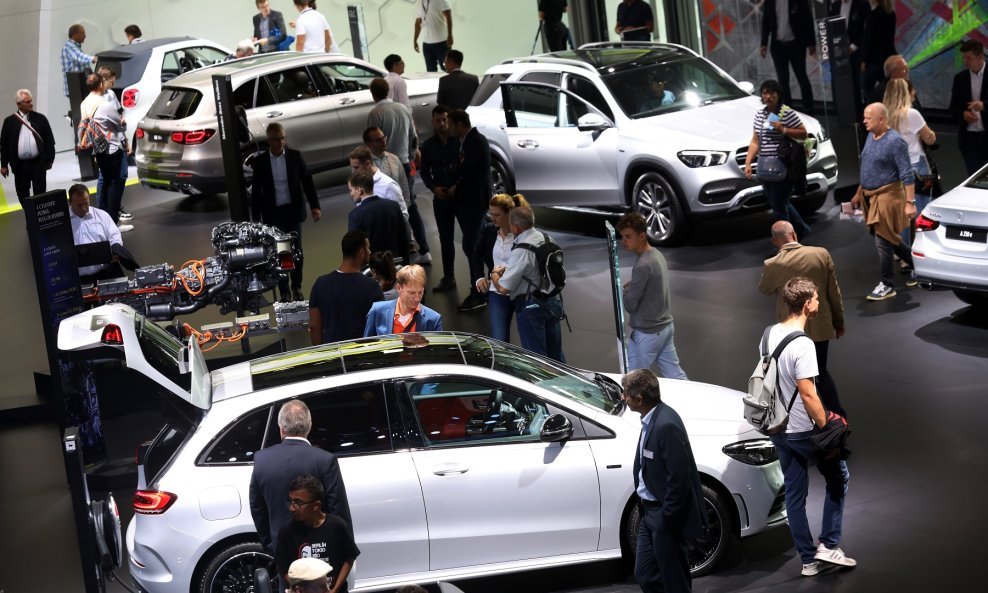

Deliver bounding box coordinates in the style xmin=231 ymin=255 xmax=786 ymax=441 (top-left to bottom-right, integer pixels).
xmin=347 ymin=170 xmax=410 ymax=264
xmin=623 ymin=369 xmax=705 ymax=593
xmin=364 ymin=264 xmax=442 ymax=336
xmin=250 ymin=400 xmax=353 ymax=555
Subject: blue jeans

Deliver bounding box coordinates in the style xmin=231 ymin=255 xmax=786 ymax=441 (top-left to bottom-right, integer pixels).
xmin=770 ymin=430 xmax=850 ymax=564
xmin=627 ymin=324 xmax=688 ymax=380
xmin=514 ymin=295 xmax=565 ymax=363
xmin=764 ymin=177 xmax=811 ymax=239
xmin=422 ymin=41 xmax=447 ymax=72
xmin=487 ymin=291 xmax=513 ymax=342
xmin=901 ymin=158 xmax=932 ymax=246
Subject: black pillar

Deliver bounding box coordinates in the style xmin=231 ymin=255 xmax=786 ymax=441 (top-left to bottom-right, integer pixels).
xmin=212 ymin=74 xmax=250 ymax=222
xmin=569 ymin=0 xmax=610 ymax=46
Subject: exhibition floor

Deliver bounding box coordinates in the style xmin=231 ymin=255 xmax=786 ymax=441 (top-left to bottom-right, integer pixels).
xmin=1 ymin=118 xmax=986 ymax=592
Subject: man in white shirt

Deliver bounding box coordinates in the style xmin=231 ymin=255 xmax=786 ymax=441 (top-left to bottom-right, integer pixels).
xmin=383 ymin=54 xmax=410 ymax=107
xmin=413 ymin=0 xmax=453 ymax=72
xmin=1 ymin=89 xmax=56 ymax=200
xmin=69 ymin=184 xmax=126 ymax=283
xmin=294 ymin=0 xmax=338 ymax=53
xmin=949 ymin=39 xmax=988 ymax=175
xmin=764 ymin=276 xmax=855 ymax=578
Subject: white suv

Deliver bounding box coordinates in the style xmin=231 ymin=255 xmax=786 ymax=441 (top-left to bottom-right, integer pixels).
xmin=467 ymin=42 xmax=839 ymax=245
xmin=58 ymin=304 xmax=786 ymax=593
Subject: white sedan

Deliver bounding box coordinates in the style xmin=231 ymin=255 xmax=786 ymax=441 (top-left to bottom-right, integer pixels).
xmin=58 ymin=304 xmax=786 ymax=593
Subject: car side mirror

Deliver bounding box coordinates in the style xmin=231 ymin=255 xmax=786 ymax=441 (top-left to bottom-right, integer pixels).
xmin=577 ymin=112 xmax=612 ymax=132
xmin=738 ymin=81 xmax=755 ymax=94
xmin=540 ymin=414 xmax=573 ymax=442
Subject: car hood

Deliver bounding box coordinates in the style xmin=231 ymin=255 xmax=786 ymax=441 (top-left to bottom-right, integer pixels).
xmin=627 ymin=96 xmax=819 ymax=148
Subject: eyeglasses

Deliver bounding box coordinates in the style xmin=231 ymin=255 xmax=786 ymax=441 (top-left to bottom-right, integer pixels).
xmin=286 ymin=498 xmax=318 ymax=510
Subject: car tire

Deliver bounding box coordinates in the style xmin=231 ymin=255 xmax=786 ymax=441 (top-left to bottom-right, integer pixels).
xmin=621 ymin=484 xmax=736 ymax=578
xmin=631 ymin=171 xmax=690 ymax=245
xmin=491 ymin=156 xmax=515 ymax=196
xmin=953 ymin=289 xmax=988 ymax=310
xmin=197 ymin=541 xmax=276 ymax=593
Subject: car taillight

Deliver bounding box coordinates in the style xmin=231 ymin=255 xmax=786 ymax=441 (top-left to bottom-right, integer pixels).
xmin=171 ymin=129 xmax=215 ymax=145
xmin=135 ymin=128 xmax=145 ymax=139
xmin=134 ymin=490 xmax=177 ymax=515
xmin=122 ymin=88 xmax=139 ymax=109
xmin=279 ymin=252 xmax=295 ymax=270
xmin=101 ymin=324 xmax=124 ymax=345
xmin=916 ymin=213 xmax=940 ymax=231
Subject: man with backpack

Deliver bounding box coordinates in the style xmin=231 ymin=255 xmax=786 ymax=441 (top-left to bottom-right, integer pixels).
xmin=491 ymin=206 xmax=566 ymax=362
xmin=616 ymin=212 xmax=687 ymax=380
xmin=758 ymin=276 xmax=855 ymax=577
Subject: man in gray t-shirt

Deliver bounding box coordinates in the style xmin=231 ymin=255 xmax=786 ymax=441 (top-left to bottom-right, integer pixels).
xmin=765 ymin=276 xmax=856 ymax=578
xmin=616 ymin=213 xmax=687 ymax=379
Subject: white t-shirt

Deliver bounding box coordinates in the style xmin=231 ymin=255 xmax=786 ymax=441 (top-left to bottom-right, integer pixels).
xmin=762 ymin=323 xmax=818 ymax=433
xmin=416 ymin=0 xmax=451 ymax=44
xmin=897 ymin=108 xmax=927 ymax=165
xmin=72 ymin=206 xmax=123 ymax=276
xmin=296 ymin=8 xmax=339 ymax=53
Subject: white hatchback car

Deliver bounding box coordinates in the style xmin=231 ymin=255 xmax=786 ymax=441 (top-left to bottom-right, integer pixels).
xmin=58 ymin=304 xmax=786 ymax=593
xmin=913 ymin=166 xmax=988 ymax=309
xmin=95 ymin=37 xmax=232 ymax=149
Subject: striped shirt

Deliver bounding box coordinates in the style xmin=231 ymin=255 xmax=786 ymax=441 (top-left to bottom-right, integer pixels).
xmin=61 ymin=39 xmax=93 ymax=96
xmin=753 ymin=105 xmax=802 ymax=158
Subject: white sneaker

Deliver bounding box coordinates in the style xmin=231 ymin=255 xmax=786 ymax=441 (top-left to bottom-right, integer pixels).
xmin=866 ymin=281 xmax=895 ymax=301
xmin=801 ymin=560 xmax=824 ymax=576
xmin=117 ymin=222 xmax=134 ymax=233
xmin=815 ymin=543 xmax=857 ymax=567
xmin=118 ymin=210 xmax=134 ymax=221
xmin=412 ymin=252 xmax=432 ymax=265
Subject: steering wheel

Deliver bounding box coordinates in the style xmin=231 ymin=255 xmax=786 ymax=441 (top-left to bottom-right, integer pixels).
xmin=482 ymin=390 xmax=503 ymax=434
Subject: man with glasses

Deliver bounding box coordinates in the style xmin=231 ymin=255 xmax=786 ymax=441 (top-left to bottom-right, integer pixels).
xmin=250 ymin=400 xmax=353 ymax=559
xmin=277 ymin=475 xmax=359 ymax=593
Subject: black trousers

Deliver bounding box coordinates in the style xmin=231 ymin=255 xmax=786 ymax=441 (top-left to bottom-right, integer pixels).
xmin=635 ymin=505 xmax=692 ymax=593
xmin=814 ymin=340 xmax=846 ymax=418
xmin=770 ymin=39 xmax=815 ymax=115
xmin=543 ymin=21 xmax=568 ymax=52
xmin=433 ymin=196 xmax=484 ymax=289
xmin=960 ymin=132 xmax=988 ymax=176
xmin=12 ymin=157 xmax=47 ymax=200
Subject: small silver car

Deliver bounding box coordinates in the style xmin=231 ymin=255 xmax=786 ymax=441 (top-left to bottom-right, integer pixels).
xmin=913 ymin=166 xmax=988 ymax=309
xmin=467 ymin=42 xmax=839 ymax=245
xmin=135 ymin=53 xmax=439 ymax=196
xmin=58 ymin=304 xmax=785 ymax=593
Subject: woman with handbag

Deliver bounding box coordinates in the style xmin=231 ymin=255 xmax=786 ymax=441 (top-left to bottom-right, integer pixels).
xmin=883 ymin=78 xmax=936 ymax=245
xmin=744 ymin=80 xmax=812 ymax=240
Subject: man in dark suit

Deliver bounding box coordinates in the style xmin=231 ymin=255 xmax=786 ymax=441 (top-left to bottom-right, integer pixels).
xmin=436 ymin=50 xmax=479 ymax=111
xmin=1 ymin=89 xmax=55 ymax=200
xmin=949 ymin=39 xmax=988 ymax=176
xmin=249 ymin=399 xmax=353 ymax=556
xmin=447 ymin=109 xmax=491 ymax=312
xmin=347 ymin=170 xmax=410 ymax=263
xmin=251 ymin=123 xmax=320 ymax=302
xmin=623 ymin=368 xmax=705 ymax=593
xmin=760 ymin=0 xmax=817 ymax=115
xmin=253 ymin=0 xmax=288 ymax=53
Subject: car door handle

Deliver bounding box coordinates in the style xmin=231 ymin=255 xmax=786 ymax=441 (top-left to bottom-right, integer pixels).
xmin=339 ymin=98 xmax=356 ymax=105
xmin=433 ymin=464 xmax=469 ymax=476
xmin=265 ymin=111 xmax=283 ymax=118
xmin=516 ymin=139 xmax=540 ymax=150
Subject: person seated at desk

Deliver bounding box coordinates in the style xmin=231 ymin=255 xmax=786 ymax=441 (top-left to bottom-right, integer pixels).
xmin=69 ymin=183 xmax=126 ymax=285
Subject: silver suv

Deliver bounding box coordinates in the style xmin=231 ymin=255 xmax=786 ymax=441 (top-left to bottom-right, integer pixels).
xmin=135 ymin=53 xmax=440 ymax=196
xmin=467 ymin=43 xmax=839 ymax=244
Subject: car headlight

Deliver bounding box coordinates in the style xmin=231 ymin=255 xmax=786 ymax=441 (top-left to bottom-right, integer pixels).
xmin=722 ymin=439 xmax=778 ymax=465
xmin=677 ymin=150 xmax=730 ymax=168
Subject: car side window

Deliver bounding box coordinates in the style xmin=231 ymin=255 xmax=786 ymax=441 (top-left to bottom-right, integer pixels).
xmin=565 ymin=75 xmax=614 ymax=121
xmin=265 ymin=67 xmax=319 ymax=103
xmin=261 ymin=384 xmax=392 ymax=456
xmin=504 ymin=85 xmax=559 ymax=128
xmin=316 ymin=62 xmax=378 ymax=94
xmin=233 ymin=79 xmax=257 ymax=110
xmin=521 ymin=71 xmax=562 ymax=86
xmin=191 ymin=46 xmax=230 ymax=67
xmin=161 ymin=51 xmax=181 ymax=81
xmin=405 ymin=378 xmax=550 ymax=446
xmin=199 ymin=406 xmax=272 ymax=465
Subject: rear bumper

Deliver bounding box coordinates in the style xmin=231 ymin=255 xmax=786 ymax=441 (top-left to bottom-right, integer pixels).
xmin=137 ymin=169 xmax=229 ymax=195
xmin=913 ymin=237 xmax=988 ymax=292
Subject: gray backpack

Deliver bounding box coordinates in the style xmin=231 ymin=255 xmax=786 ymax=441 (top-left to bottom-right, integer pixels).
xmin=743 ymin=327 xmax=807 ymax=435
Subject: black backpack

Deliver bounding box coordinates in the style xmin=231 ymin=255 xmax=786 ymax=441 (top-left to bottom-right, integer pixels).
xmin=513 ymin=234 xmax=565 ymax=299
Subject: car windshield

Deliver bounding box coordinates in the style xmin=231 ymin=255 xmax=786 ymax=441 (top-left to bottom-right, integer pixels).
xmin=488 ymin=341 xmax=622 ymax=414
xmin=603 ymin=57 xmax=748 ymax=119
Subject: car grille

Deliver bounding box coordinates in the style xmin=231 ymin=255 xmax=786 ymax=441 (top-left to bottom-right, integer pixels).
xmin=769 ymin=486 xmax=786 ymax=518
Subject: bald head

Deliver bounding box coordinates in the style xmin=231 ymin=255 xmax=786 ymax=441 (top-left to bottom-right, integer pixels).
xmin=771 ymin=220 xmax=797 ymax=247
xmin=863 ymin=102 xmax=888 ymax=134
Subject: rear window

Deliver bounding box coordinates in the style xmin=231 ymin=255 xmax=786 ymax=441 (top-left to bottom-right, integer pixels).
xmin=145 ymin=423 xmax=192 ymax=484
xmin=95 ymin=55 xmax=151 ymax=88
xmin=471 ymin=73 xmax=509 ymax=106
xmin=147 ymin=87 xmax=203 ymax=120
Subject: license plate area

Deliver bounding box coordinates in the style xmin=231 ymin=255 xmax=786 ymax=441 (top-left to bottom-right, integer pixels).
xmin=946 ymin=225 xmax=988 ymax=243
xmin=149 ymin=132 xmax=167 ymax=143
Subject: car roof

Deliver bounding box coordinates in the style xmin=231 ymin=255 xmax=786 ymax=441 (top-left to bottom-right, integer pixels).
xmin=500 ymin=42 xmax=699 ymax=76
xmin=96 ymin=37 xmax=219 ymax=58
xmin=247 ymin=332 xmax=497 ymax=393
xmin=164 ymin=51 xmax=367 ymax=88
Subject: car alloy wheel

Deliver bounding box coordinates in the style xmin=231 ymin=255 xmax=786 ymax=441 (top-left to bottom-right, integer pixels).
xmin=491 ymin=157 xmax=514 ymax=196
xmin=632 ymin=171 xmax=688 ymax=245
xmin=199 ymin=542 xmax=276 ymax=593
